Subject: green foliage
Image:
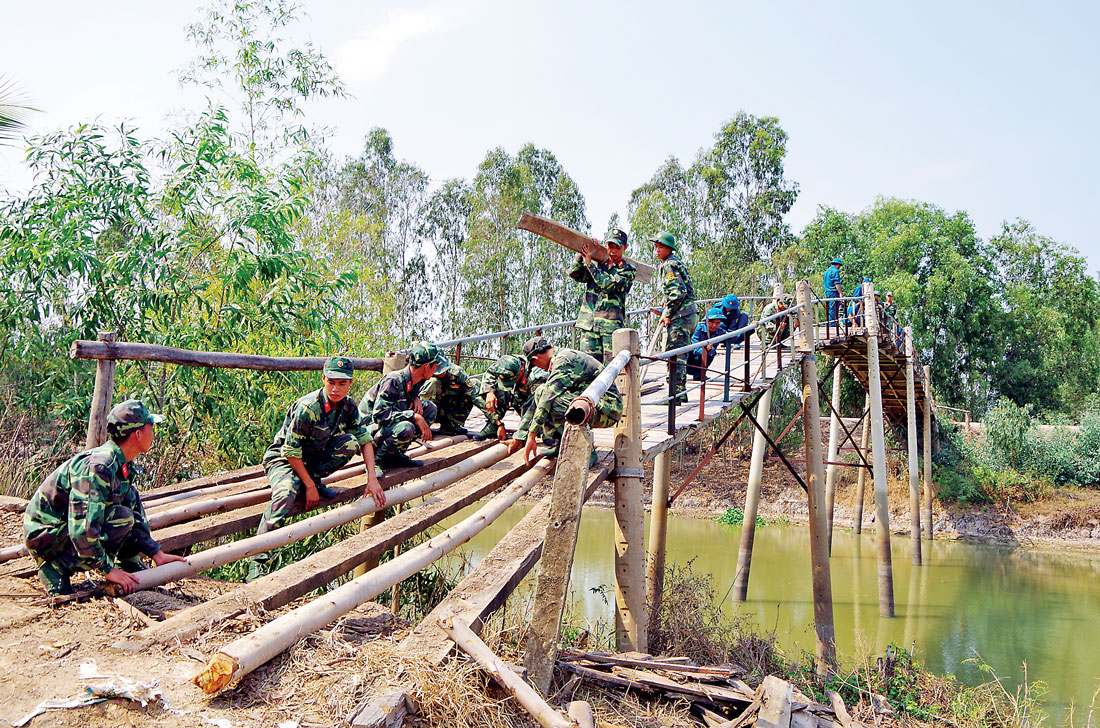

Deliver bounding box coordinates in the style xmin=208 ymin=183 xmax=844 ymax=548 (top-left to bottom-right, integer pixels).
xmin=0 ymin=76 xmax=38 ymax=146
xmin=716 ymin=507 xmax=767 ymax=528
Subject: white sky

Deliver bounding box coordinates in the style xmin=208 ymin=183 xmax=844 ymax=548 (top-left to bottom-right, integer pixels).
xmin=2 ymin=0 xmax=1098 ymax=273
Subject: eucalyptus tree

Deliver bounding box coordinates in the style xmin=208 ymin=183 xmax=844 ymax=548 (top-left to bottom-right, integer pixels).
xmin=420 ymin=178 xmax=473 ymax=340
xmin=0 ymin=77 xmax=37 ymax=146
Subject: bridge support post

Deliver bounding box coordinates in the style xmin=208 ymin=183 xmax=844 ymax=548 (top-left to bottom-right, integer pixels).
xmin=525 ymin=424 xmax=593 ymax=694
xmin=922 ymin=364 xmax=934 ymax=541
xmin=852 ymin=394 xmax=871 ymax=534
xmin=905 ymin=327 xmax=922 ymax=565
xmin=824 ymin=364 xmax=843 ymax=553
xmin=612 ymin=328 xmax=645 ymax=652
xmin=354 ymin=351 xmax=408 ymax=578
xmin=645 ymin=449 xmax=671 ymax=636
xmin=794 ymin=280 xmax=837 ymax=675
xmin=85 ymin=331 xmax=117 ymax=449
xmin=733 ymin=385 xmax=773 ymax=602
xmin=864 ymin=282 xmax=895 ymax=616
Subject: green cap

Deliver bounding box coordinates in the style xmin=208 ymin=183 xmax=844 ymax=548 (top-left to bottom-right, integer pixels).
xmin=409 ymin=341 xmax=443 ymax=367
xmin=649 ymin=230 xmax=678 ymax=251
xmin=780 ymin=294 xmax=794 ymax=305
xmin=490 ymin=354 xmax=525 ymax=381
xmin=323 ymin=356 xmax=354 ymax=380
xmin=604 ymin=228 xmax=628 ymax=247
xmin=522 ymin=336 xmax=552 ymax=358
xmin=107 ymin=399 xmax=165 ymax=439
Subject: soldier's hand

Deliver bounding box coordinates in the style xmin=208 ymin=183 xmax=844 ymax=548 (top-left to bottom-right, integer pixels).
xmin=523 ymin=433 xmax=538 ymax=466
xmin=151 ymin=550 xmax=187 ymax=567
xmin=506 ymin=438 xmax=523 ymax=455
xmin=659 ymin=314 xmax=670 ymax=328
xmin=485 ymin=391 xmax=497 ymax=413
xmin=104 ymin=568 xmax=140 ymax=595
xmin=415 ymin=414 xmax=433 ymax=442
xmin=304 ymin=482 xmax=320 ymax=510
xmin=581 ymin=240 xmax=596 ymax=265
xmin=365 ymin=475 xmax=386 ymax=508
xmin=413 ymin=398 xmax=424 ymax=416
xmin=497 ymin=424 xmax=508 ymax=441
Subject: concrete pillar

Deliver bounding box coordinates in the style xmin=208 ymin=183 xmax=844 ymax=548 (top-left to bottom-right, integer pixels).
xmin=864 ymin=282 xmax=895 ymax=617
xmin=905 ymin=326 xmax=921 ymax=565
xmin=645 ymin=449 xmax=671 ymax=633
xmin=733 ymin=386 xmax=773 ymax=601
xmin=612 ymin=328 xmax=645 ymax=652
xmin=824 ymin=364 xmax=843 ymax=553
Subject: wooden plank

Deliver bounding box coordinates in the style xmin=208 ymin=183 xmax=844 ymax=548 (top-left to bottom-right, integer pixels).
xmin=394 ymin=455 xmax=613 ymax=665
xmin=558 ymin=649 xmax=741 ymax=677
xmin=70 ymin=339 xmax=383 ymax=372
xmin=610 ymin=667 xmax=753 ymax=706
xmin=140 ymin=464 xmax=263 ymax=502
xmin=113 ymin=450 xmax=536 ymax=652
xmin=517 ymin=212 xmax=654 ymax=283
xmin=757 ymin=675 xmax=793 ymax=728
xmin=524 ymin=425 xmax=593 ymax=694
xmin=151 ymin=442 xmax=490 ymax=552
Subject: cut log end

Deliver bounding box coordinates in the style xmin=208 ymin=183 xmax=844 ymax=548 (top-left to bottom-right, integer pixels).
xmin=192 ymin=652 xmax=240 ymax=694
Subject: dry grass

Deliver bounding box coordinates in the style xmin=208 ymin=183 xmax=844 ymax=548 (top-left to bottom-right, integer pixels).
xmin=0 ymin=395 xmax=76 ymax=500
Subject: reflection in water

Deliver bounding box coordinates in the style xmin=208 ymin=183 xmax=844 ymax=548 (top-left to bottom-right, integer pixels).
xmin=442 ymin=503 xmax=1100 ymax=720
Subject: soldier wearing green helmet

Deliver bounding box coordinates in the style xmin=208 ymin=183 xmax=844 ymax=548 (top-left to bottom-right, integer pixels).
xmin=567 ymin=228 xmax=637 ymax=362
xmin=23 ymin=399 xmax=188 ymax=595
xmin=248 ymin=356 xmax=383 ymax=581
xmin=649 ymin=230 xmax=697 ymax=404
xmin=359 ymin=341 xmax=441 ymax=470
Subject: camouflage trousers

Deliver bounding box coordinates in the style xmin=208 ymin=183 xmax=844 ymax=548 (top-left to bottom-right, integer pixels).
xmin=369 ymin=401 xmax=438 ymax=459
xmin=665 ymin=313 xmax=697 ymax=402
xmin=420 ymin=380 xmax=478 ymax=435
xmin=535 ymin=384 xmax=623 ymax=445
xmin=576 ymin=327 xmax=616 ymax=363
xmin=256 ymin=433 xmax=360 ymax=539
xmin=26 ymin=504 xmax=144 ymax=594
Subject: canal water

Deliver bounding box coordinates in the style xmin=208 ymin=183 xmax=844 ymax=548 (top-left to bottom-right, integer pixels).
xmin=440 ymin=504 xmax=1100 ymax=721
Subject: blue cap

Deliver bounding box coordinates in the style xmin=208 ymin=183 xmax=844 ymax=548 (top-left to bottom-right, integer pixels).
xmin=832 ymin=258 xmax=843 ymax=266
xmin=706 ymin=306 xmax=725 ymax=321
xmin=863 ymin=276 xmax=871 ymax=283
xmin=721 ymin=294 xmax=740 ymax=310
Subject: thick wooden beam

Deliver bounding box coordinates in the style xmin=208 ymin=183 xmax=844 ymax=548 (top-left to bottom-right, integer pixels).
xmin=85 ymin=331 xmax=117 ymax=448
xmin=114 ymin=450 xmax=535 ymax=652
xmin=71 ymin=339 xmax=383 ymax=371
xmin=517 ymin=212 xmax=654 ymax=283
xmin=525 ymin=424 xmax=594 ymax=694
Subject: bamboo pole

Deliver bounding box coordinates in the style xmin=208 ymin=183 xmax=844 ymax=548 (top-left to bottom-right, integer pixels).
xmin=124 ymin=444 xmax=511 ymax=592
xmin=355 ymin=351 xmax=408 ymax=578
xmin=904 ymin=326 xmax=922 ymax=566
xmin=612 ymin=328 xmax=645 ymax=652
xmin=71 ymin=339 xmax=383 ymax=372
xmin=645 ymin=449 xmax=671 ymax=628
xmin=192 ymin=458 xmax=554 ymax=694
xmin=922 ymin=364 xmax=934 ymax=541
xmin=824 ymin=364 xmax=843 ymax=553
xmin=439 ymin=616 xmax=574 ymax=728
xmin=525 ymin=424 xmax=593 ymax=694
xmin=85 ymin=332 xmax=117 ymax=449
xmin=794 ymin=280 xmax=837 ymax=675
xmin=864 ymin=282 xmax=895 ymax=617
xmin=852 ymin=395 xmax=871 ymax=534
xmin=733 ymin=385 xmax=773 ymax=602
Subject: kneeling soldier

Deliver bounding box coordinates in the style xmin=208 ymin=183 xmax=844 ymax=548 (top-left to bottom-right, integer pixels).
xmin=420 ymin=356 xmax=491 ymax=437
xmin=360 ymin=342 xmax=442 ymax=470
xmin=473 ymin=354 xmax=548 ymax=442
xmin=514 ymin=336 xmax=623 ymax=466
xmin=687 ymin=307 xmax=728 ymax=381
xmin=24 ymin=400 xmax=187 ymax=595
xmin=249 ymin=357 xmax=382 ymax=581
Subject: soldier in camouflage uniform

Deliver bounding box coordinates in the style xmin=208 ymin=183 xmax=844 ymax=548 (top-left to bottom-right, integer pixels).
xmin=515 ymin=337 xmax=623 ymax=466
xmin=758 ymin=294 xmax=794 ymax=349
xmin=249 ymin=357 xmax=382 ymax=580
xmin=471 ymin=354 xmax=548 ymax=442
xmin=359 ymin=342 xmax=442 ymax=470
xmin=650 ymin=231 xmax=697 ymax=404
xmin=420 ymin=356 xmax=492 ymax=437
xmin=567 ymin=228 xmax=637 ymax=362
xmin=23 ymin=400 xmax=187 ymax=595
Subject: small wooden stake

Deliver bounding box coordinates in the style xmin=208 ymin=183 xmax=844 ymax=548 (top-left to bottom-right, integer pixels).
xmin=85 ymin=331 xmax=117 ymax=449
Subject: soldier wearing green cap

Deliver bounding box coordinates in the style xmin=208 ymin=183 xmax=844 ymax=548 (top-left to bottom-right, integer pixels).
xmin=359 ymin=342 xmax=441 ymax=470
xmin=649 ymin=230 xmax=697 ymax=404
xmin=420 ymin=355 xmax=493 ymax=437
xmin=513 ymin=337 xmax=623 ymax=466
xmin=23 ymin=400 xmax=187 ymax=595
xmin=471 ymin=353 xmax=548 ymax=441
xmin=568 ymin=228 xmax=637 ymax=362
xmin=758 ymin=294 xmax=796 ymax=350
xmin=249 ymin=356 xmax=382 ymax=580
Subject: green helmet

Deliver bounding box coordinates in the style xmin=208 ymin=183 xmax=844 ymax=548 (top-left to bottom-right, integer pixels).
xmin=409 ymin=341 xmax=442 ymax=367
xmin=490 ymin=354 xmax=525 ymax=382
xmin=649 ymin=230 xmax=677 ymax=251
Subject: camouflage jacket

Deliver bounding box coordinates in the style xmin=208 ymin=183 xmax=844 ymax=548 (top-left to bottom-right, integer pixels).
xmin=267 ymin=388 xmax=370 ymax=462
xmin=421 ymin=363 xmax=488 ymax=410
xmin=568 ymin=255 xmax=637 ymax=334
xmin=523 ymin=348 xmax=603 ymax=437
xmin=479 ymin=359 xmax=548 ymax=426
xmin=658 ymin=253 xmax=696 ymax=322
xmin=24 ymin=441 xmax=159 ymax=573
xmin=359 ymin=366 xmax=425 ymax=432
xmin=760 ymin=301 xmax=790 ymax=340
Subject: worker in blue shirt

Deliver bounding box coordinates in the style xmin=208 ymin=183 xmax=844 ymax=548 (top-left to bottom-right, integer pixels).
xmin=850 ymin=276 xmax=871 ymax=327
xmin=717 ymin=294 xmax=750 ymax=348
xmin=687 ymin=307 xmax=728 ymax=381
xmin=823 ymin=258 xmax=844 ymax=326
